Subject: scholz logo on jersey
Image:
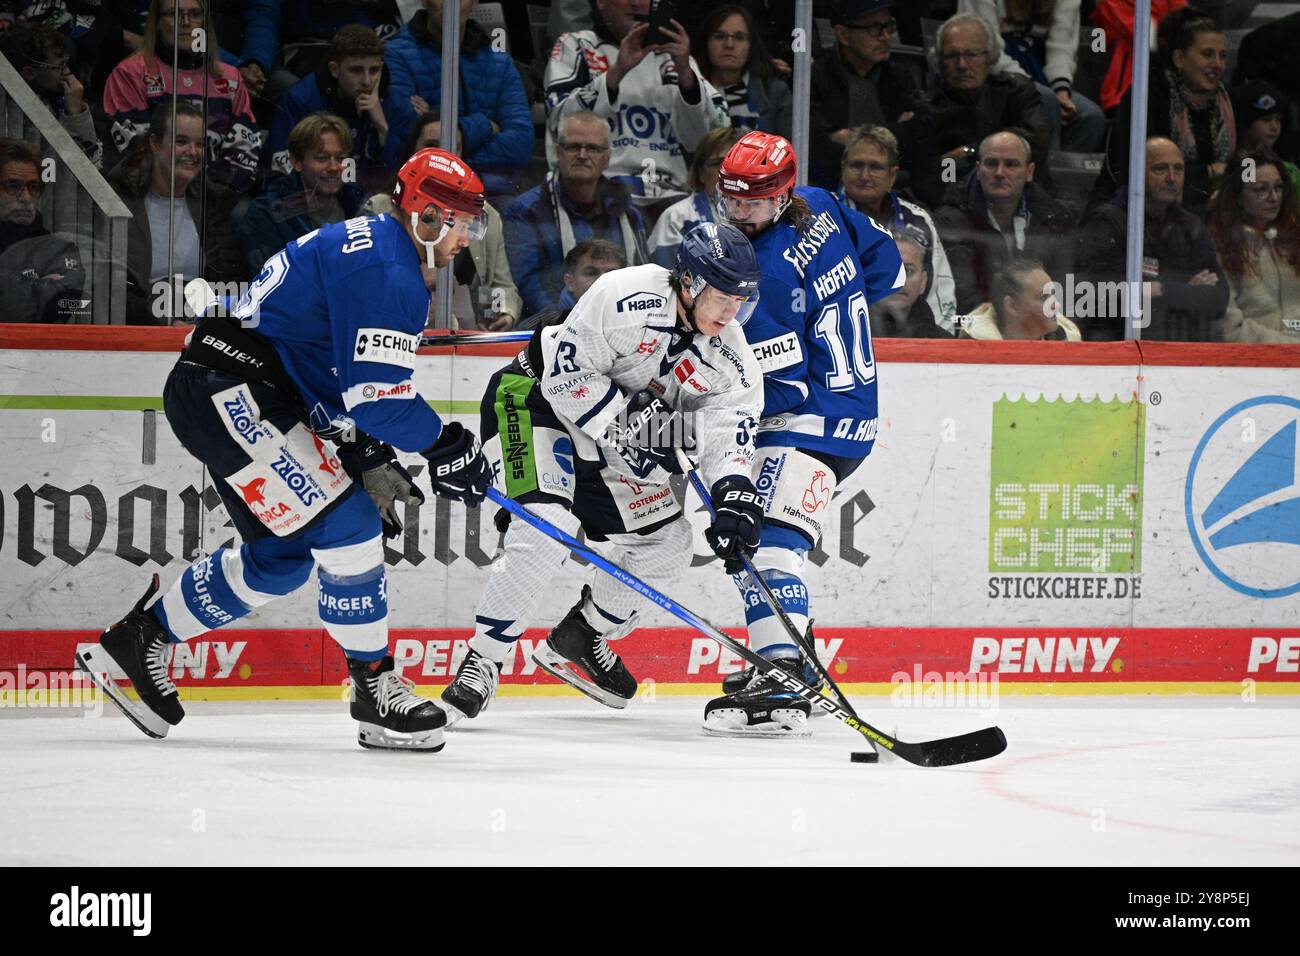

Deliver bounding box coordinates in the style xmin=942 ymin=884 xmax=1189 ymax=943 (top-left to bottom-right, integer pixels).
xmin=270 ymin=450 xmax=326 ymax=507
xmin=354 ymin=328 xmax=419 ymax=370
xmin=750 ymin=332 xmax=802 ymax=373
xmin=1186 ymin=396 xmax=1300 ymax=598
xmin=616 ymin=292 xmax=665 ymax=313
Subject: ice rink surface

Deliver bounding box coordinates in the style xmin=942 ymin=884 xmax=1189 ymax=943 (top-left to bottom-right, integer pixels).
xmin=3 ymin=694 xmax=1298 ymax=866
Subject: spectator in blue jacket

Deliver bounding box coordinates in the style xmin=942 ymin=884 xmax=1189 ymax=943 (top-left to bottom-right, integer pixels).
xmin=382 ymin=0 xmax=532 ymax=197
xmin=502 ymin=110 xmax=648 ymax=316
xmin=238 ymin=0 xmax=402 ymax=102
xmin=237 ymin=113 xmax=366 ymax=275
xmin=266 ymin=24 xmax=392 ymax=193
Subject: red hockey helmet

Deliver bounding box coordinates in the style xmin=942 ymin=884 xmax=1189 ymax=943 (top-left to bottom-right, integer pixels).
xmin=392 ymin=147 xmax=488 ymax=245
xmin=716 ymin=131 xmax=797 ymax=227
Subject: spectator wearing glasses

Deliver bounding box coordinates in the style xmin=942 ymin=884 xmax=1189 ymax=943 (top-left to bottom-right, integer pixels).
xmin=106 ymin=101 xmax=244 ymax=325
xmin=0 ymin=138 xmax=89 ymax=323
xmin=691 ymin=4 xmax=791 ymax=138
xmin=960 ymin=257 xmax=1082 ymax=340
xmin=647 ymin=125 xmax=743 ymax=267
xmin=0 ymin=24 xmax=103 ymax=166
xmin=102 ymin=0 xmax=261 ymax=195
xmin=503 ymin=110 xmax=648 ymax=317
xmin=1232 ymin=80 xmax=1300 ymax=199
xmin=1108 ymin=12 xmax=1232 ymax=214
xmin=266 ymin=25 xmax=392 ymax=194
xmin=544 ymin=0 xmax=729 ymax=213
xmin=238 ymin=114 xmax=366 ymax=278
xmin=872 ymin=230 xmax=957 ymax=338
xmin=837 ymin=125 xmax=957 ymax=334
xmin=923 ymin=12 xmax=1052 ymax=198
xmin=364 ymin=112 xmax=521 ymax=332
xmin=958 ymin=0 xmax=1106 ymax=154
xmin=1208 ymin=149 xmax=1300 ymax=343
xmin=934 ymin=129 xmax=1073 ymax=313
xmin=1078 ymin=136 xmax=1227 ymax=341
xmin=809 ymin=0 xmax=935 ymax=201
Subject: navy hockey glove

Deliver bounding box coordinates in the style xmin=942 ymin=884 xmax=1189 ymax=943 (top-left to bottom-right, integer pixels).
xmin=704 ymin=476 xmax=763 ymax=573
xmin=608 ymin=390 xmax=689 ymax=480
xmin=422 ymin=422 xmax=491 ymax=506
xmin=337 ymin=436 xmax=425 ymax=540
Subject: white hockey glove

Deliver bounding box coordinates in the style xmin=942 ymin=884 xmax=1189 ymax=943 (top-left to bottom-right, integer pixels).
xmin=337 ymin=437 xmax=426 ymax=540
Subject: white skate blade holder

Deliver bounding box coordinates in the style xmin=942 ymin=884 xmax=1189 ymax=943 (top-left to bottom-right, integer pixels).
xmin=357 ymin=722 xmax=445 ymax=752
xmin=74 ymin=644 xmax=172 ymax=740
xmin=531 ymin=644 xmax=631 ymax=710
xmin=702 ymin=706 xmax=812 ymax=739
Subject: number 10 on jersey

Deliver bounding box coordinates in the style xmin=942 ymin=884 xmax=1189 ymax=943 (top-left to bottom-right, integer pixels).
xmin=813 ymin=291 xmax=875 ymax=391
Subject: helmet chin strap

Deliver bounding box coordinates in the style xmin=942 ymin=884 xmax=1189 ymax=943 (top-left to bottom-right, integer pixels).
xmin=410 ymin=210 xmax=450 ymax=269
xmin=677 ymin=273 xmax=703 ymax=335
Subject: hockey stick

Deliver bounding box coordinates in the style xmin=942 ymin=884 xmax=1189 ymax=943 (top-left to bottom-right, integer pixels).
xmin=419 ymin=330 xmax=534 ymax=347
xmin=485 ymin=487 xmax=1007 ymax=767
xmin=674 ymin=452 xmax=866 ymax=727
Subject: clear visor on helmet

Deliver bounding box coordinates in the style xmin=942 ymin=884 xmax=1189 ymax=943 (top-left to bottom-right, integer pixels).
xmin=715 ymin=189 xmax=787 ymax=227
xmin=690 ymin=276 xmax=760 ymax=327
xmin=419 ymin=204 xmax=489 ymax=242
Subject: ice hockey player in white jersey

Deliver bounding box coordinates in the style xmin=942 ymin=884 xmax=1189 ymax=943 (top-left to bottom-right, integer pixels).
xmin=440 ymin=221 xmax=765 ymax=723
xmin=74 ymin=148 xmax=493 ymax=752
xmin=704 ymin=131 xmax=905 ymax=736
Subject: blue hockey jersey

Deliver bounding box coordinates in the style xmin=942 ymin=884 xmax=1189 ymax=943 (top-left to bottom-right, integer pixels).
xmin=744 ymin=187 xmax=904 ymax=458
xmin=231 ymin=214 xmax=442 ymax=454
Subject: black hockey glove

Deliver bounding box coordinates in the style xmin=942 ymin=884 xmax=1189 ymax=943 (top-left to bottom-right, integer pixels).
xmin=704 ymin=476 xmax=763 ymax=574
xmin=608 ymin=389 xmax=688 ymax=481
xmin=422 ymin=422 xmax=492 ymax=506
xmin=337 ymin=436 xmax=425 ymax=540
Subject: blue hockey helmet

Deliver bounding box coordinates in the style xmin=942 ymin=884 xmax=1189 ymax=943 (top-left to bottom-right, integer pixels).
xmin=673 ymin=222 xmax=761 ymax=325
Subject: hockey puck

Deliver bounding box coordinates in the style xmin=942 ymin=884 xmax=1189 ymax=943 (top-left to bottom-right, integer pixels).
xmin=850 ymin=751 xmax=878 ymax=764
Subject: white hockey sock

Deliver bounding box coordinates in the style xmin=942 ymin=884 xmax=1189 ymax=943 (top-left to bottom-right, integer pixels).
xmin=469 ymin=502 xmax=583 ymax=663
xmin=584 ymin=519 xmax=691 ymax=637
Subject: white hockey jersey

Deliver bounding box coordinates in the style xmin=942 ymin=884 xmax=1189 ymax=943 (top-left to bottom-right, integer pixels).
xmin=538 ymin=263 xmax=762 ymax=489
xmin=544 ymin=30 xmax=729 ymax=202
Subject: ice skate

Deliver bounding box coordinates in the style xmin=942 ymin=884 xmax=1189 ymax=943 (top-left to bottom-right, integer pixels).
xmin=348 ymin=655 xmax=447 ymax=751
xmin=532 ymin=586 xmax=637 ymax=709
xmin=75 ymin=574 xmax=184 ymax=739
xmin=440 ymin=648 xmax=500 ymax=726
xmin=703 ymin=657 xmax=812 ymax=737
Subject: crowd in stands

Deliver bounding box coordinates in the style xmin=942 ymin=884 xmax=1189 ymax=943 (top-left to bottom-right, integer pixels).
xmin=0 ymin=0 xmax=1297 ymax=343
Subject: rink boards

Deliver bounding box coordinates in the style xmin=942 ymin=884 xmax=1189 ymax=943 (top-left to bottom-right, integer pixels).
xmin=1 ymin=328 xmax=1298 ymax=696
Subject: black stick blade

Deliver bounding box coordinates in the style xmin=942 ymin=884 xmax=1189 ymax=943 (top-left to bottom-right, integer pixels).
xmin=894 ymin=727 xmax=1008 ymax=767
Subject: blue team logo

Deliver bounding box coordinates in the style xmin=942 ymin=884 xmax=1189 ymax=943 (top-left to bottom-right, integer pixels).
xmin=553 ymin=436 xmax=574 ymax=475
xmin=1185 ymin=396 xmax=1300 ymax=598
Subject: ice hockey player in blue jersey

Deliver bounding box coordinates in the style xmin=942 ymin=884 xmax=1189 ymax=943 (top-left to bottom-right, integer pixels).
xmin=75 ymin=148 xmax=494 ymax=752
xmin=703 ymin=130 xmax=905 ymax=736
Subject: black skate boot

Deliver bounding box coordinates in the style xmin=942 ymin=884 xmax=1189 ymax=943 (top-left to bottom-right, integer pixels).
xmin=704 ymin=656 xmax=813 ymax=737
xmin=722 ymin=638 xmax=829 ymax=712
xmin=348 ymin=655 xmax=447 ymax=751
xmin=440 ymin=648 xmax=501 ymax=726
xmin=532 ymin=586 xmax=637 ymax=709
xmin=75 ymin=574 xmax=184 ymax=739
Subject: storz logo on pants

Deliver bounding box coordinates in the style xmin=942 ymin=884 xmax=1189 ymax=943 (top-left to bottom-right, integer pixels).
xmin=222 ymin=391 xmax=264 ymax=445
xmin=1186 ymin=395 xmax=1300 ymax=598
xmin=271 ymin=450 xmax=325 ymax=507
